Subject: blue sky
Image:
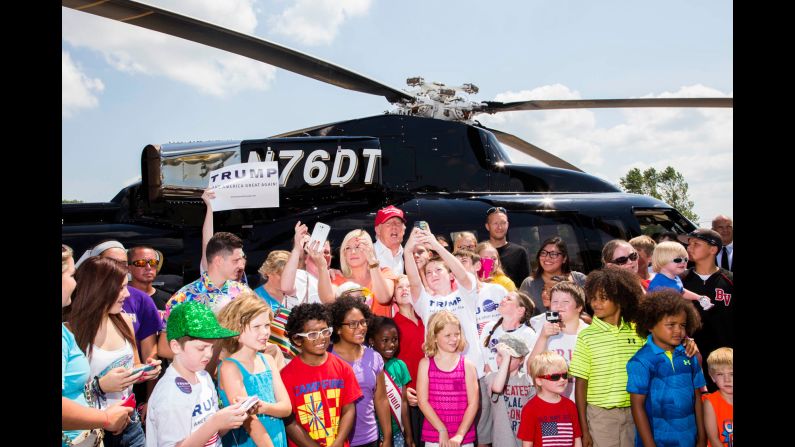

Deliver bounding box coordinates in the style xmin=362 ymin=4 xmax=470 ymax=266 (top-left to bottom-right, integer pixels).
xmin=62 ymin=0 xmax=732 ymax=225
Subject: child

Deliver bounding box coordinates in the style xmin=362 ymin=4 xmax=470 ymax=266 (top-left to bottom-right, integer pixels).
xmin=647 ymin=241 xmax=714 ymax=311
xmin=517 ymin=351 xmax=582 ymax=447
xmin=328 ymin=296 xmax=393 ymax=447
xmin=484 ymin=334 xmax=536 ymax=447
xmin=416 ymin=310 xmax=478 ymax=447
xmin=367 ymin=316 xmax=416 ymax=447
xmin=569 ymin=268 xmax=644 ymax=447
xmin=627 ymin=290 xmax=706 ymax=447
xmin=146 ymin=301 xmax=249 ymax=447
xmin=281 ymin=303 xmax=362 ymax=447
xmin=217 ymin=294 xmax=292 ymax=447
xmin=702 ymin=348 xmax=733 ymax=447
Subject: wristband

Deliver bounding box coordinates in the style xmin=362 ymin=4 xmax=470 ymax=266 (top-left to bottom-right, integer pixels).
xmin=93 ymin=376 xmax=106 ymax=397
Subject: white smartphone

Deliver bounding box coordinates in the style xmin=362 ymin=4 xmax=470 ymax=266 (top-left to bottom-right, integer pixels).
xmin=308 ymin=222 xmax=331 ymax=250
xmin=239 ymin=395 xmax=260 ymax=411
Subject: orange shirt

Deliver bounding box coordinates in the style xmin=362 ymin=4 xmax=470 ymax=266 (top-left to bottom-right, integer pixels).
xmin=333 ymin=267 xmax=397 ymax=317
xmin=702 ymin=392 xmax=733 ymax=447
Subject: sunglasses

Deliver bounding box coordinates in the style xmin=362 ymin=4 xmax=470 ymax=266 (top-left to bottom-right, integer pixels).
xmin=537 ymin=372 xmax=569 ymax=381
xmin=671 ymin=257 xmax=689 ymax=264
xmin=610 ymin=252 xmax=638 ymax=265
xmin=129 ymin=259 xmax=158 ymax=268
xmin=486 ymin=206 xmax=507 ymax=216
xmin=295 ymin=327 xmax=334 ymax=340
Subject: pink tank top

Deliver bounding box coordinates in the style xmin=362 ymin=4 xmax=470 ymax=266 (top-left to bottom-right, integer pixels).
xmin=421 ymin=355 xmax=476 ymax=443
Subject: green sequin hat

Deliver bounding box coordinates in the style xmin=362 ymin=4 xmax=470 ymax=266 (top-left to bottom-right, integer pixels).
xmin=166 ymin=301 xmax=239 ymax=341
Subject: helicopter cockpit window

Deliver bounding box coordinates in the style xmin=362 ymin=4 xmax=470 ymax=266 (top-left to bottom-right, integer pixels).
xmin=633 ymin=209 xmax=694 ymax=237
xmin=160 ymin=145 xmax=242 ymax=189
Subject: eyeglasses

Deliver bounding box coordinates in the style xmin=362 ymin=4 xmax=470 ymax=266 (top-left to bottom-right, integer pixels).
xmin=295 ymin=327 xmax=334 ymax=340
xmin=130 ymin=259 xmax=158 ymax=268
xmin=537 ymin=372 xmax=569 ymax=381
xmin=486 ymin=206 xmax=507 ymax=216
xmin=671 ymin=257 xmax=689 ymax=264
xmin=342 ymin=319 xmax=368 ymax=330
xmin=610 ymin=252 xmax=638 ymax=265
xmin=539 ymin=250 xmax=563 ymax=259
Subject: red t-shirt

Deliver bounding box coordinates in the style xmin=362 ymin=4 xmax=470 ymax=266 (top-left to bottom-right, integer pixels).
xmin=394 ymin=311 xmax=425 ymax=390
xmin=517 ymin=395 xmax=582 ymax=447
xmin=280 ymin=354 xmax=363 ymax=447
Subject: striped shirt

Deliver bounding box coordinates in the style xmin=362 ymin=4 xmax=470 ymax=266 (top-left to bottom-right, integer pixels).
xmin=568 ymin=316 xmax=644 ymax=408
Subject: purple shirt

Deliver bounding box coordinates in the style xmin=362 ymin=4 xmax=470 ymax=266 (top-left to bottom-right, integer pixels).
xmin=331 ymin=346 xmax=384 ymax=446
xmin=122 ymin=285 xmax=165 ymax=348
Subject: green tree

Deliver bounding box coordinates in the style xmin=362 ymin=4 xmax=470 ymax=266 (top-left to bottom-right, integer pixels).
xmin=619 ymin=166 xmax=699 ymax=222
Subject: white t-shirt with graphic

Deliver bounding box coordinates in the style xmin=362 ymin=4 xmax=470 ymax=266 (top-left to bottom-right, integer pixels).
xmin=413 ymin=272 xmax=485 ymax=377
xmin=529 ymin=315 xmax=590 ymax=401
xmin=475 ymin=282 xmax=508 ymax=336
xmin=146 ymin=366 xmax=222 ymax=447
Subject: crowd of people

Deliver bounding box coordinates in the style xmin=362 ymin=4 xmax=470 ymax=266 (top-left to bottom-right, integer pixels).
xmin=62 ymin=204 xmax=734 ymax=447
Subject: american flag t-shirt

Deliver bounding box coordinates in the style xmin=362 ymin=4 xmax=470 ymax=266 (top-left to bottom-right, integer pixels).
xmin=540 ymin=421 xmax=574 ymax=446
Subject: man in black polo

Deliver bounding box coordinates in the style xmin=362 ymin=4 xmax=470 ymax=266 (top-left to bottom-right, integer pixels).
xmin=679 ymin=228 xmax=734 ymax=392
xmin=484 ymin=206 xmax=530 ymax=286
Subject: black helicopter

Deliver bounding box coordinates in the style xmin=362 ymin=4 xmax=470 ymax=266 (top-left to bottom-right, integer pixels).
xmin=61 ymin=0 xmax=733 ymax=290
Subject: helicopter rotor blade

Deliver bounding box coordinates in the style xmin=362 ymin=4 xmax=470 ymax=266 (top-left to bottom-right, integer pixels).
xmin=480 ymin=126 xmax=584 ymax=172
xmin=480 ymin=97 xmax=733 ymax=114
xmin=62 ymin=0 xmax=415 ymax=104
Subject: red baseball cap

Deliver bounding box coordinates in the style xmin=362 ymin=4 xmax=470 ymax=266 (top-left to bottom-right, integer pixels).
xmin=375 ymin=205 xmax=405 ymax=227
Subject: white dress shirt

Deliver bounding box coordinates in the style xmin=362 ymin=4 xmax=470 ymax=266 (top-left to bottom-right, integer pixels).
xmin=374 ymin=238 xmax=404 ymax=275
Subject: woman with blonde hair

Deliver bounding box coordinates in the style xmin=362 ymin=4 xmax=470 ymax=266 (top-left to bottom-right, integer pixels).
xmin=332 ymin=229 xmax=397 ymax=317
xmin=477 ymin=241 xmax=517 ymax=292
xmin=254 ymin=250 xmax=291 ymax=312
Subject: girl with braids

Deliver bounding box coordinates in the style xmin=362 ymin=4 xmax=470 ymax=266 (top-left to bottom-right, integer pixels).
xmin=479 ymin=290 xmax=537 ymax=374
xmin=526 ymin=281 xmax=589 ymax=402
xmin=63 ymin=256 xmax=162 ymax=446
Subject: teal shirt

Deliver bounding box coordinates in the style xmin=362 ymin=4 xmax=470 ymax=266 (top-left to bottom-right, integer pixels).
xmin=383 ymin=357 xmax=411 ymax=434
xmin=62 ymin=324 xmax=91 ymax=445
xmin=218 ymin=353 xmax=287 ymax=447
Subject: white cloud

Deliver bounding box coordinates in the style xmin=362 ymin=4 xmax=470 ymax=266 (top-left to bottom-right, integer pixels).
xmin=62 ymin=0 xmax=275 ymax=97
xmin=477 ymin=84 xmax=733 ymax=221
xmin=267 ymin=0 xmax=371 ymax=46
xmin=62 ymin=50 xmax=104 ymax=118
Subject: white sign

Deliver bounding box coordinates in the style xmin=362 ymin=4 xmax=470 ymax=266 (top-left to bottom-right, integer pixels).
xmin=207 ymin=162 xmax=279 ymax=211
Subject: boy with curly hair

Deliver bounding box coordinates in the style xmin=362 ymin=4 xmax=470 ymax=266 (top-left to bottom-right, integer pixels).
xmin=627 ymin=290 xmax=706 ymax=447
xmin=569 ymin=268 xmax=644 ymax=447
xmin=281 ymin=303 xmax=363 ymax=447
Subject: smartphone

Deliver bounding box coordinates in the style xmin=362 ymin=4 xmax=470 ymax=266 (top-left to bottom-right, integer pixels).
xmin=479 ymin=257 xmax=494 ymax=279
xmin=239 ymin=395 xmax=260 ymax=411
xmin=545 ymin=310 xmax=561 ymax=323
xmin=414 ymin=220 xmax=429 ymax=231
xmin=308 ymin=222 xmax=330 ymax=250
xmin=129 ymin=364 xmax=156 ymax=376
xmin=121 ymin=393 xmax=137 ymax=409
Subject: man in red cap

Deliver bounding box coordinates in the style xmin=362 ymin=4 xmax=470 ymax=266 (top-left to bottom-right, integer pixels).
xmin=374 ymin=205 xmax=407 ymax=274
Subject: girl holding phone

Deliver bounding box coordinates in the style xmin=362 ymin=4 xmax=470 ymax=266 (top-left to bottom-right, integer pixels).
xmin=477 ymin=242 xmax=517 ymax=292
